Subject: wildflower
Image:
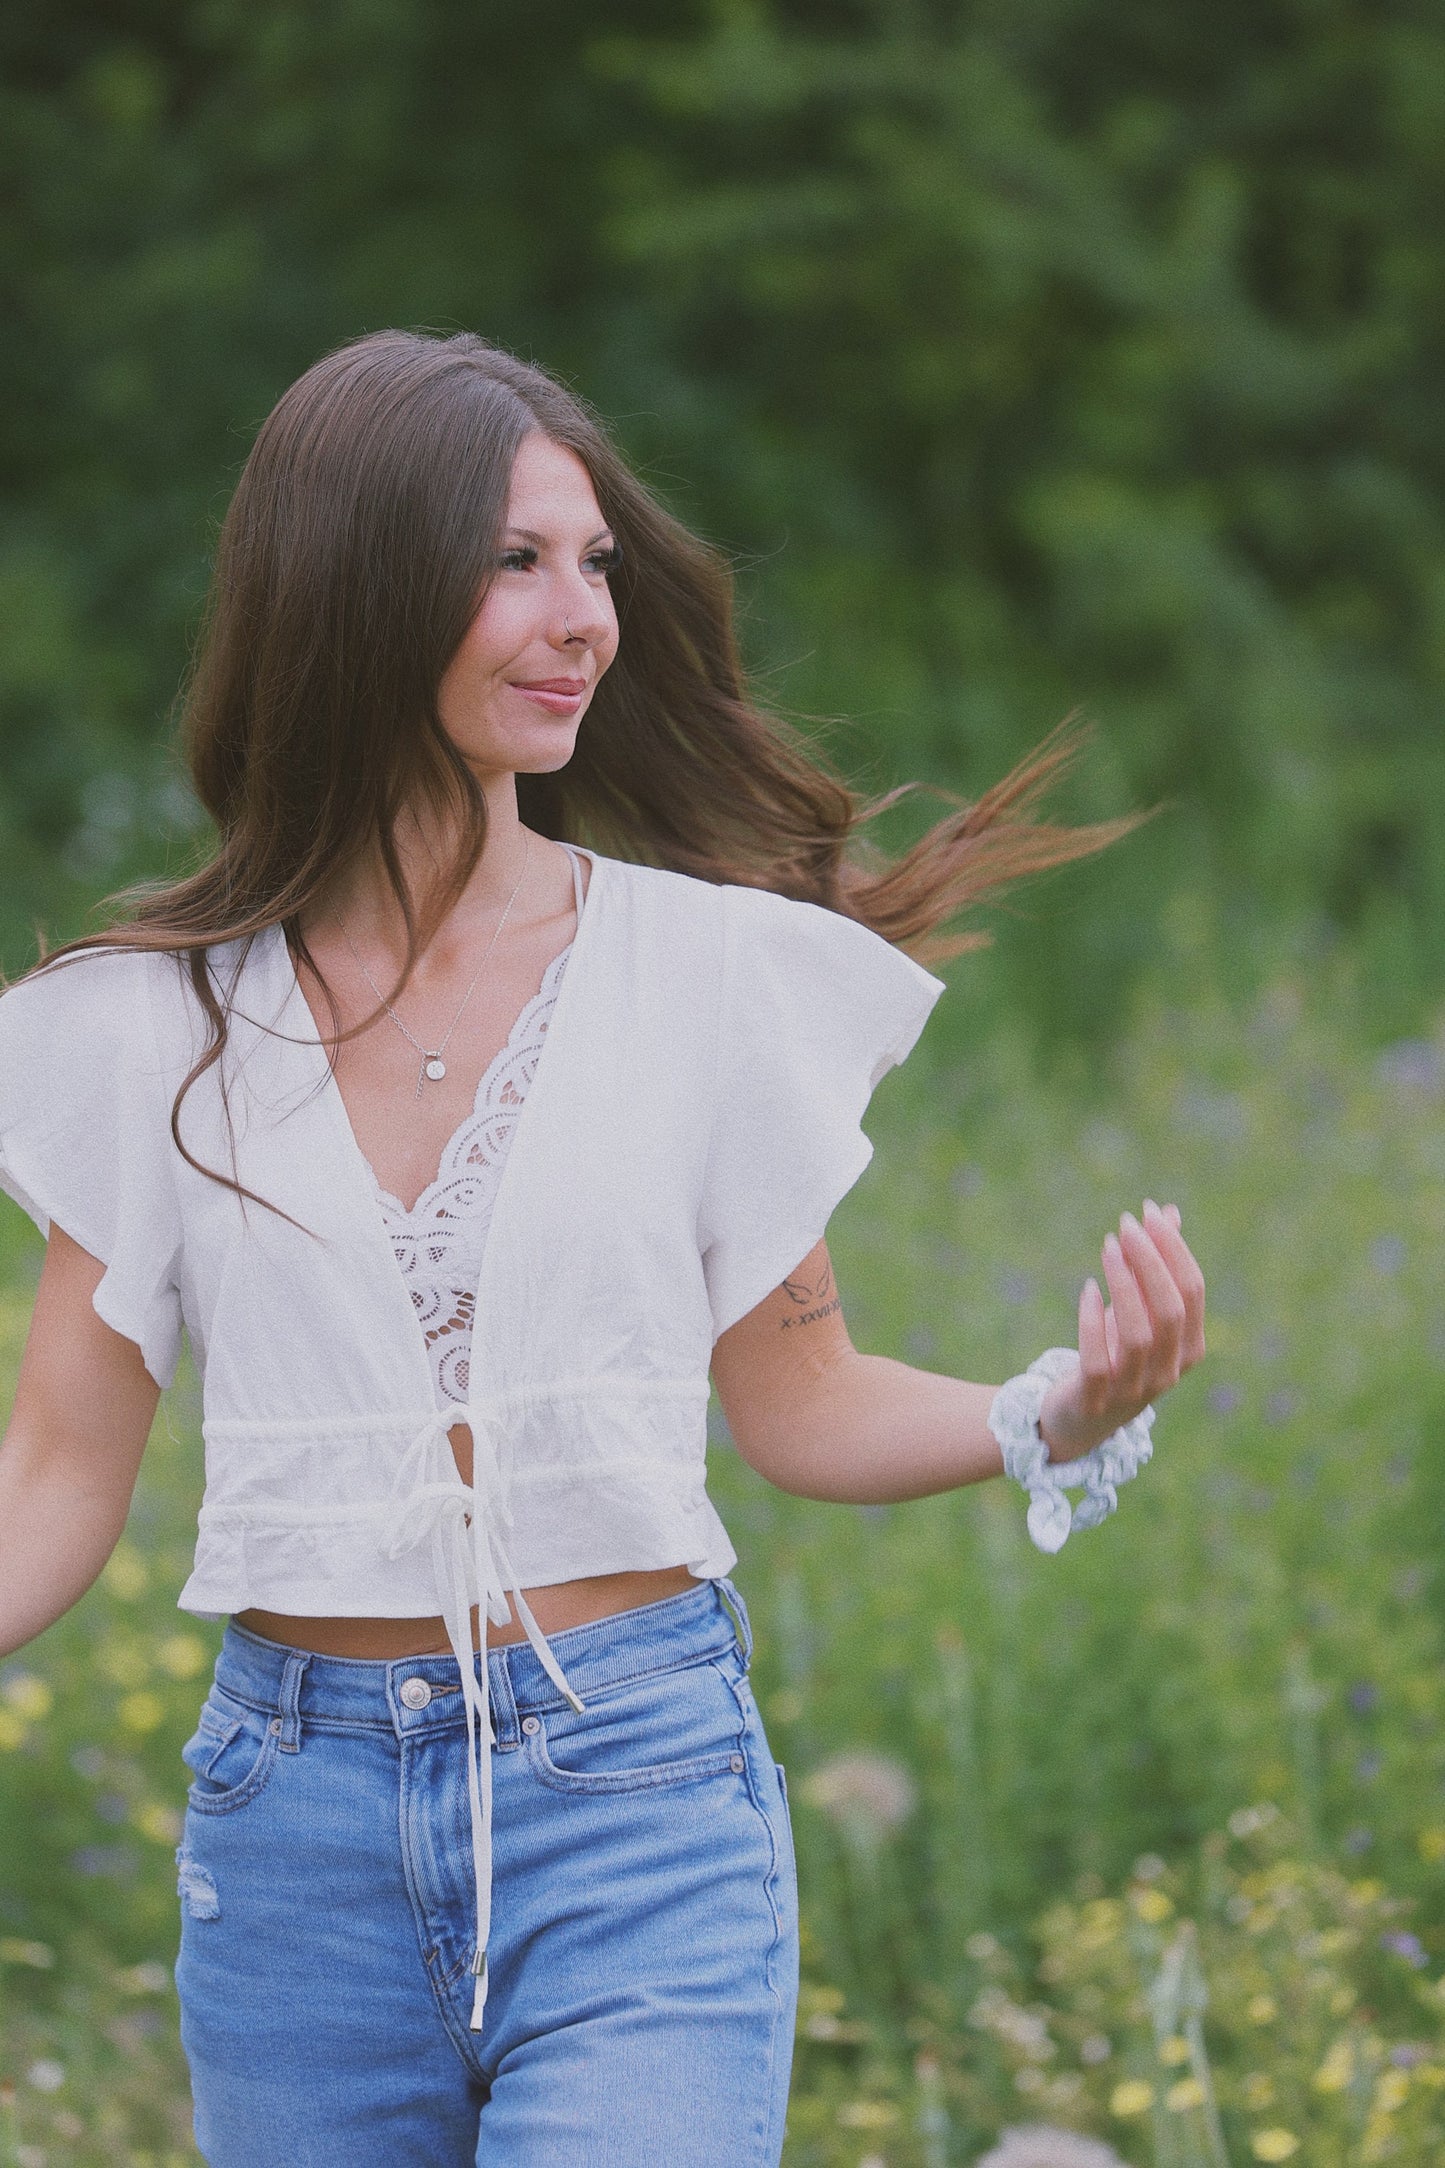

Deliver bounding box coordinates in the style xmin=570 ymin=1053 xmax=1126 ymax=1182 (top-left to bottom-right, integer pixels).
xmin=1347 ymin=1682 xmax=1380 ymax=1715
xmin=1250 ymin=2134 xmax=1299 ymax=2163
xmin=25 ymin=2060 xmax=64 ymax=2093
xmin=1207 ymin=1383 xmax=1243 ymax=1415
xmin=0 ymin=1710 xmax=25 ymax=1751
xmin=1355 ymin=1752 xmax=1383 ymax=1782
xmin=1108 ymin=2080 xmax=1153 ymax=2117
xmin=116 ymin=1960 xmax=172 ymax=1994
xmin=969 ymin=1987 xmax=1055 ymax=2063
xmin=1227 ymin=1804 xmax=1280 ymax=1839
xmin=837 ymin=2100 xmax=898 ymax=2128
xmin=1166 ymin=2078 xmax=1206 ymax=2112
xmin=1380 ymin=1930 xmax=1428 ymax=1968
xmin=1247 ymin=1995 xmax=1277 ymax=2024
xmin=1343 ymin=1828 xmax=1374 ymax=1855
xmin=801 ymin=1751 xmax=915 ymax=1835
xmin=1314 ymin=2039 xmax=1354 ymax=2092
xmin=1128 ymin=1886 xmax=1173 ymax=1924
xmin=1243 ymin=2074 xmax=1276 ymax=2109
xmin=101 ymin=1547 xmax=149 ymax=1599
xmin=1079 ymin=2035 xmax=1112 ymax=2065
xmin=975 ymin=2127 xmax=1129 ymax=2168
xmin=1374 ymin=2070 xmax=1410 ymax=2113
xmin=1 ymin=1673 xmax=53 ymax=1721
xmin=117 ymin=1690 xmax=165 ymax=1734
xmin=1158 ymin=2035 xmax=1189 ymax=2066
xmin=156 ymin=1634 xmax=209 ymax=1679
xmin=1418 ymin=1827 xmax=1445 ymax=1865
xmin=134 ymin=1802 xmax=183 ymax=1845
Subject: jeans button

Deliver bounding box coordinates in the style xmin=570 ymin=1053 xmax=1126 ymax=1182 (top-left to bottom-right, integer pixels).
xmin=730 ymin=1753 xmax=745 ymax=1773
xmin=521 ymin=1715 xmax=541 ymax=1735
xmin=399 ymin=1677 xmax=433 ymax=1711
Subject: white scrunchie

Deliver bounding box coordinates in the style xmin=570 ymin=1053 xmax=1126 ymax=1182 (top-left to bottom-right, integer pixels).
xmin=987 ymin=1346 xmax=1155 ymax=1555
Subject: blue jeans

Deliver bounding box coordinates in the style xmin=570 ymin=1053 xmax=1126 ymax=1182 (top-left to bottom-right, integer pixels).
xmin=174 ymin=1576 xmax=798 ymax=2165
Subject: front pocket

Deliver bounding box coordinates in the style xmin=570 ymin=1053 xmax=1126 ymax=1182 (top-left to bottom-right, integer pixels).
xmin=181 ymin=1692 xmax=281 ymax=1816
xmin=524 ymin=1659 xmax=748 ymax=1797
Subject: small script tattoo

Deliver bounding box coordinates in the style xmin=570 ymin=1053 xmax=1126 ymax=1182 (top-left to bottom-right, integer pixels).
xmin=779 ymin=1266 xmax=840 ymax=1331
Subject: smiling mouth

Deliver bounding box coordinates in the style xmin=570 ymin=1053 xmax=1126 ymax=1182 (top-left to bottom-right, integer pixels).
xmin=511 ymin=679 xmax=587 ymax=695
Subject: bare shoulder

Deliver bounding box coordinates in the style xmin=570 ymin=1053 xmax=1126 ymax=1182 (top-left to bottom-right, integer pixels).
xmin=709 ymin=1237 xmax=854 ymax=1461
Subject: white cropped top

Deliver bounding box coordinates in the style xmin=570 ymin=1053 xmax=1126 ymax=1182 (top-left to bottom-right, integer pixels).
xmin=0 ymin=844 xmax=946 ymax=2036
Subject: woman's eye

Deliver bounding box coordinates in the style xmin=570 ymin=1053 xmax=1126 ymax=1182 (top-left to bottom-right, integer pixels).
xmin=586 ymin=543 xmax=623 ymax=576
xmin=498 ymin=546 xmax=538 ymax=571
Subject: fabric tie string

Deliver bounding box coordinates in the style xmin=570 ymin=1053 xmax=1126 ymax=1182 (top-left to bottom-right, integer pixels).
xmin=381 ymin=1401 xmax=586 ymax=2034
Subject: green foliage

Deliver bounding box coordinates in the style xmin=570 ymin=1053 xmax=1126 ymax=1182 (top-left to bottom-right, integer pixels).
xmin=3 ymin=1 xmax=1443 ymax=1037
xmin=2 ymin=956 xmax=1443 ymax=2160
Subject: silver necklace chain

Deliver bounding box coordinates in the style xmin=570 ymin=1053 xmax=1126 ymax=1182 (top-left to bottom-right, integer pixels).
xmin=335 ymin=833 xmax=532 ymax=1100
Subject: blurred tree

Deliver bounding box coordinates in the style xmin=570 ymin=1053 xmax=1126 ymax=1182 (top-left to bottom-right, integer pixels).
xmin=2 ymin=0 xmax=1442 ymax=1034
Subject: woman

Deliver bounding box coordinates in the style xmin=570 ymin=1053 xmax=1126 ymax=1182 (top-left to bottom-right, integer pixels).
xmin=0 ymin=330 xmax=1204 ymax=2167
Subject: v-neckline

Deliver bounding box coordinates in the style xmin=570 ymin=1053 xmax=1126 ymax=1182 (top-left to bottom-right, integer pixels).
xmin=271 ymin=842 xmax=603 ymax=1408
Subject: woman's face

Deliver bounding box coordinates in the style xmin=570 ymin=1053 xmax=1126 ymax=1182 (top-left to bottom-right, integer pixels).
xmin=437 ymin=431 xmax=621 ymax=785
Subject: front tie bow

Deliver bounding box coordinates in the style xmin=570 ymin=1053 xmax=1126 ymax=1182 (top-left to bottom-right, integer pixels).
xmin=380 ymin=1400 xmax=586 ymax=2033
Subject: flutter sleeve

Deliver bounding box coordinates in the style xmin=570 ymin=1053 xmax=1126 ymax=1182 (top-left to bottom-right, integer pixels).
xmin=698 ymin=882 xmax=947 ymax=1341
xmin=0 ymin=946 xmax=186 ymax=1390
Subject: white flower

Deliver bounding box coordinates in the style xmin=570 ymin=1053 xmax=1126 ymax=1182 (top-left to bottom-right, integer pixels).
xmin=800 ymin=1751 xmax=916 ymax=1835
xmin=25 ymin=2059 xmax=65 ymax=2093
xmin=975 ymin=2125 xmax=1129 ymax=2168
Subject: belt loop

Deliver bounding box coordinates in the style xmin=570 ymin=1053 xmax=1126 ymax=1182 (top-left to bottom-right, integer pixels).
xmin=489 ymin=1644 xmax=520 ymax=1749
xmin=715 ymin=1576 xmax=753 ymax=1664
xmin=276 ymin=1648 xmax=310 ymax=1753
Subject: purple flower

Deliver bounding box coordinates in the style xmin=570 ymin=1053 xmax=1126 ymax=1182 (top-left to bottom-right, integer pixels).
xmin=1264 ymin=1388 xmax=1301 ymax=1425
xmin=1207 ymin=1383 xmax=1243 ymax=1416
xmin=1355 ymin=1754 xmax=1384 ymax=1783
xmin=1380 ymin=1931 xmax=1428 ymax=1969
xmin=1343 ymin=1828 xmax=1374 ymax=1856
xmin=1348 ymin=1682 xmax=1380 ymax=1715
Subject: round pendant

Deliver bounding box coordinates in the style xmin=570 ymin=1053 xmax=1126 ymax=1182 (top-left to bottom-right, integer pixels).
xmin=424 ymin=1058 xmax=447 ymax=1082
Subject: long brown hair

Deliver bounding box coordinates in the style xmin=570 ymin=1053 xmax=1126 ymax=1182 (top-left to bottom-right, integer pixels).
xmin=10 ymin=329 xmax=1138 ymax=1216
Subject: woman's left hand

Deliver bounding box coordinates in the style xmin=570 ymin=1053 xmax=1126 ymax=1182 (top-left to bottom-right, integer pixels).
xmin=1038 ymin=1199 xmax=1206 ymax=1462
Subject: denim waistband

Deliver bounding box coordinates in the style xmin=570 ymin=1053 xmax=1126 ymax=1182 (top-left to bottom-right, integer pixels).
xmin=210 ymin=1573 xmax=753 ymax=1748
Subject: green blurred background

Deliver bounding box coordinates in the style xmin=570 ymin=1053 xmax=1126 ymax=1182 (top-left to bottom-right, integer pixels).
xmin=3 ymin=4 xmax=1444 ymax=2163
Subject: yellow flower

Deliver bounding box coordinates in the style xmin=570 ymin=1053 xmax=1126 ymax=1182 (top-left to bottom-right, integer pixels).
xmin=117 ymin=1690 xmax=165 ymax=1735
xmin=1349 ymin=1878 xmax=1384 ymax=1906
xmin=1110 ymin=2080 xmax=1155 ymax=2117
xmin=1129 ymin=1887 xmax=1174 ymax=1924
xmin=1244 ymin=2073 xmax=1276 ymax=2110
xmin=1374 ymin=2070 xmax=1410 ymax=2113
xmin=101 ymin=1642 xmax=151 ymax=1689
xmin=133 ymin=1802 xmax=183 ymax=1845
xmin=1251 ymin=2132 xmax=1300 ymax=2162
xmin=1418 ymin=1826 xmax=1445 ymax=1865
xmin=156 ymin=1634 xmax=209 ymax=1680
xmin=1247 ymin=1995 xmax=1278 ymax=2024
xmin=0 ymin=1709 xmax=27 ymax=1752
xmin=1416 ymin=2064 xmax=1445 ymax=2088
xmin=1159 ymin=2034 xmax=1191 ymax=2066
xmin=1328 ymin=1986 xmax=1357 ymax=2016
xmin=102 ymin=1547 xmax=150 ymax=1600
xmin=836 ymin=2101 xmax=898 ymax=2128
xmin=1314 ymin=2040 xmax=1354 ymax=2093
xmin=1 ymin=1674 xmax=52 ymax=1721
xmin=1167 ymin=2078 xmax=1206 ymax=2112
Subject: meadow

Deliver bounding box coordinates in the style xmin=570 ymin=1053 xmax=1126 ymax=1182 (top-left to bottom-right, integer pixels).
xmin=2 ymin=930 xmax=1443 ymax=2168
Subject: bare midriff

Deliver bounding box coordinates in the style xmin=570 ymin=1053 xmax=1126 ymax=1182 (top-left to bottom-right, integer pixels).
xmin=234 ymin=1566 xmax=699 ymax=1659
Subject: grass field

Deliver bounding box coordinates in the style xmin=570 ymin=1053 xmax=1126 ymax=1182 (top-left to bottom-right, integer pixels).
xmin=2 ymin=949 xmax=1444 ymax=2167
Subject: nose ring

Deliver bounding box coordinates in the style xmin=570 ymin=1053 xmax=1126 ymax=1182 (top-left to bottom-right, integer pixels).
xmin=564 ymin=619 xmax=575 ymax=640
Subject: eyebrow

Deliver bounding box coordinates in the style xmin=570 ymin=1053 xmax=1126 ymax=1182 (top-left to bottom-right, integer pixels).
xmin=505 ymin=525 xmax=616 ymax=547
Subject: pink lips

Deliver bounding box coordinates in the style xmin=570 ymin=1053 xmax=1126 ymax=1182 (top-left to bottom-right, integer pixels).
xmin=510 ymin=677 xmax=588 ymax=713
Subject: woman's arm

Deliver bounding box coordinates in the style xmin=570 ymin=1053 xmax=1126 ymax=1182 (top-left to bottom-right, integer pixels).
xmin=0 ymin=1224 xmax=161 ymax=1657
xmin=709 ymin=1201 xmax=1205 ymax=1504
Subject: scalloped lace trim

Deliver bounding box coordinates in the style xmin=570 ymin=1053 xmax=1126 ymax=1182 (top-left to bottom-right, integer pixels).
xmin=367 ymin=942 xmax=572 ymax=1407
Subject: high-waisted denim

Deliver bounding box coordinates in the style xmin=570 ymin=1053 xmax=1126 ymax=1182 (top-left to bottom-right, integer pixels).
xmin=173 ymin=1576 xmax=798 ymax=2166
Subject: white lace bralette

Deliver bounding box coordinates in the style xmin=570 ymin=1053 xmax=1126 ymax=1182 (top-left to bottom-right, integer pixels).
xmin=366 ymin=940 xmax=572 ymax=1407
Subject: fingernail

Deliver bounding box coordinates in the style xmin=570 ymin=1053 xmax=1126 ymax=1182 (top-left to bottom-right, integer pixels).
xmin=1143 ymin=1198 xmax=1160 ymax=1218
xmin=1120 ymin=1211 xmax=1140 ymax=1234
